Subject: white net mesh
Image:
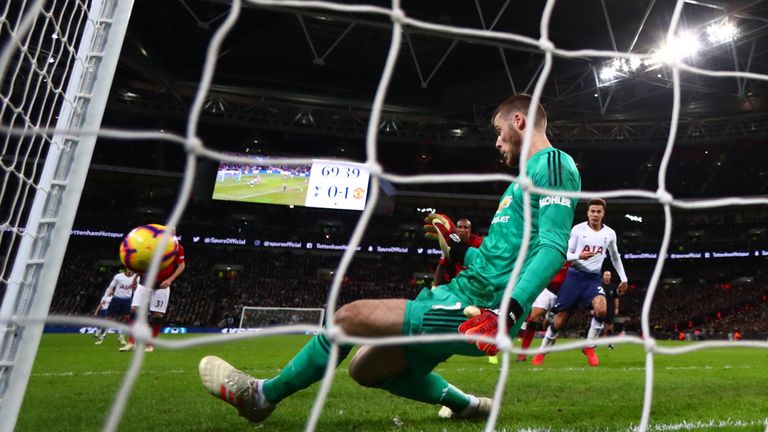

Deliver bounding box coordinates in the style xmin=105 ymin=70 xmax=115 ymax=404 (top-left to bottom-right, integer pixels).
xmin=0 ymin=0 xmax=131 ymax=429
xmin=0 ymin=0 xmax=89 ymax=284
xmin=2 ymin=0 xmax=768 ymax=431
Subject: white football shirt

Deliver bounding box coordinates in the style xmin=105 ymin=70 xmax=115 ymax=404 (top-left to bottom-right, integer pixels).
xmin=107 ymin=273 xmax=135 ymax=299
xmin=566 ymin=221 xmax=628 ymax=282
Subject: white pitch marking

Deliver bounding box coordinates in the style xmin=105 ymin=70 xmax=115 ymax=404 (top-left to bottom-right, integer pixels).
xmin=32 ymin=369 xmax=186 ymax=377
xmin=505 ymin=418 xmax=767 ymax=432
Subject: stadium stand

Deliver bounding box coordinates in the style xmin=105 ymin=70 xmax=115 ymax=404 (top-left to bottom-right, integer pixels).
xmin=27 ymin=177 xmax=768 ymax=339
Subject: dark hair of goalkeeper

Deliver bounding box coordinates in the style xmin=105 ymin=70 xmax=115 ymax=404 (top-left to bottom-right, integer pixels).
xmin=492 ymin=94 xmax=547 ymax=131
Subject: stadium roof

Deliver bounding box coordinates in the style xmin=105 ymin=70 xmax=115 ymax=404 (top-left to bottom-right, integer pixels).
xmin=107 ymin=0 xmax=768 ymax=150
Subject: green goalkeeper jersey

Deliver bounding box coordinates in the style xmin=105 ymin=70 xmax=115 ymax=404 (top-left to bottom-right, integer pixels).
xmin=448 ymin=147 xmax=581 ymax=310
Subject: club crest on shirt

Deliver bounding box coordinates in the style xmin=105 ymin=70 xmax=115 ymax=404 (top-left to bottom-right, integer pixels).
xmin=496 ymin=196 xmax=513 ymax=213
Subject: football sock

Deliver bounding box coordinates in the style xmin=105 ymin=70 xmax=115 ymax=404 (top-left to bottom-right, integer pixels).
xmin=587 ymin=317 xmax=604 ymax=347
xmin=151 ymin=323 xmax=162 ymax=339
xmin=520 ymin=322 xmax=537 ymax=350
xmin=128 ymin=321 xmax=135 ymax=344
xmin=376 ymin=371 xmax=472 ymax=412
xmin=538 ymin=325 xmax=557 ymax=353
xmin=262 ymin=334 xmax=351 ymax=403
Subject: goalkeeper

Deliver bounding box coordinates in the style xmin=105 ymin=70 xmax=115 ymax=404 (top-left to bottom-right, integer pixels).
xmin=198 ymin=94 xmax=581 ymax=422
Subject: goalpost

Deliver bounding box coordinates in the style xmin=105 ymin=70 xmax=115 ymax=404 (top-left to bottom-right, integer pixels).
xmin=0 ymin=0 xmax=133 ymax=430
xmin=239 ymin=306 xmax=325 ymax=332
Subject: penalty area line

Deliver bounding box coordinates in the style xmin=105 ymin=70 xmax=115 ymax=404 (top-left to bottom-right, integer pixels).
xmin=32 ymin=369 xmax=187 ymax=377
xmin=442 ymin=365 xmax=752 ymax=374
xmin=507 ymin=418 xmax=767 ymax=432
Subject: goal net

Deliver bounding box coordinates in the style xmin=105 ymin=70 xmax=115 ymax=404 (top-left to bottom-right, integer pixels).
xmin=2 ymin=1 xmax=768 ymax=432
xmin=0 ymin=0 xmax=133 ymax=429
xmin=239 ymin=307 xmax=325 ymax=332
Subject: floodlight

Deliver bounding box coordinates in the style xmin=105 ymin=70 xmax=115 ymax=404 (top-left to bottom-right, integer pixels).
xmin=600 ymin=66 xmax=617 ymax=81
xmin=706 ymin=20 xmax=737 ymax=44
xmin=658 ymin=32 xmax=700 ymax=63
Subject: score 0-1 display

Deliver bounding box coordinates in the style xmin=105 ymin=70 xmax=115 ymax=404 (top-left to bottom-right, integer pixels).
xmin=304 ymin=160 xmax=370 ymax=211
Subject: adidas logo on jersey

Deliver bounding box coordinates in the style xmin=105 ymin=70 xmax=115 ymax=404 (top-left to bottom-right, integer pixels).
xmin=539 ymin=196 xmax=572 ymax=208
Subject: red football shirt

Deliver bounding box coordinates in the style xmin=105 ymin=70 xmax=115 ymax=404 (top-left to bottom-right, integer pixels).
xmin=157 ymin=243 xmax=185 ymax=282
xmin=438 ymin=234 xmax=485 ymax=280
xmin=546 ymin=262 xmax=570 ymax=295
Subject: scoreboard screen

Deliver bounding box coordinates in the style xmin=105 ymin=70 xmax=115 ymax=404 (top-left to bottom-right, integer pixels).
xmin=304 ymin=160 xmax=370 ymax=211
xmin=211 ymin=155 xmax=369 ymax=211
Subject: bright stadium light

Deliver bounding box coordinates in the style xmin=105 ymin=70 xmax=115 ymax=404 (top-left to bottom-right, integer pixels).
xmin=706 ymin=20 xmax=738 ymax=44
xmin=657 ymin=31 xmax=700 ymax=64
xmin=600 ymin=65 xmax=617 ymax=81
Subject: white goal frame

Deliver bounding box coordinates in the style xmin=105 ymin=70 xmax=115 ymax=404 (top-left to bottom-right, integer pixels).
xmin=239 ymin=306 xmax=326 ymax=331
xmin=0 ymin=1 xmax=134 ymax=430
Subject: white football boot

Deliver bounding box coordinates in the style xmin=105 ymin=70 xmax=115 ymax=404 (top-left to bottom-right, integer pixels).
xmin=199 ymin=355 xmax=275 ymax=422
xmin=438 ymin=396 xmax=492 ymax=419
xmin=437 ymin=398 xmax=493 ymax=419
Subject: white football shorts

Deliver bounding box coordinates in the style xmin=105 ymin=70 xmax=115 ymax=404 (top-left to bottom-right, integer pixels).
xmin=132 ymin=285 xmax=171 ymax=314
xmin=531 ymin=287 xmax=557 ymax=311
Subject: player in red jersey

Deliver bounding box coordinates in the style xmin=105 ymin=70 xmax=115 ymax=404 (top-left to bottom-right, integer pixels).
xmin=516 ymin=262 xmax=570 ymax=362
xmin=431 ymin=218 xmax=484 ymax=286
xmin=121 ymin=235 xmax=186 ymax=352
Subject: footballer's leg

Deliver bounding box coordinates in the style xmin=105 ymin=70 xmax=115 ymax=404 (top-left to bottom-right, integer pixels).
xmin=518 ymin=310 xmax=542 ymax=362
xmin=199 ymin=298 xmax=403 ymax=422
xmin=94 ymin=329 xmax=105 ymax=344
xmin=348 ymin=345 xmax=408 ymax=386
xmin=393 ymin=287 xmax=491 ymax=418
xmin=262 ymin=299 xmax=404 ymax=400
xmin=533 ymin=281 xmax=580 ymax=365
xmin=199 ymin=356 xmax=275 ymax=422
xmin=349 ymin=344 xmax=490 ymax=420
xmin=532 ymin=311 xmax=569 ymax=365
xmin=583 ymin=293 xmax=606 ymax=367
xmin=146 ymin=287 xmax=170 ymax=352
xmin=122 ymin=286 xmax=148 ymax=351
xmin=521 ymin=291 xmax=553 ymax=362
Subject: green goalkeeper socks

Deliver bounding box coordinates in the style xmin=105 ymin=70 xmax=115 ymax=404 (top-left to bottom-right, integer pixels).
xmin=262 ymin=333 xmax=351 ymax=403
xmin=376 ymin=371 xmax=471 ymax=412
xmin=261 ymin=335 xmax=471 ymax=413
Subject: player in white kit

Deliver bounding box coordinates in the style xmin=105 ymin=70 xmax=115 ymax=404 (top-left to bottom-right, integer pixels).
xmin=531 ymin=198 xmax=628 ymax=366
xmin=97 ymin=269 xmax=135 ymax=345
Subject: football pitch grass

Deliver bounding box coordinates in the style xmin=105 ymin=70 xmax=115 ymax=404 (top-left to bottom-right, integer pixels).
xmin=17 ymin=334 xmax=768 ymax=432
xmin=212 ymin=174 xmax=308 ymax=205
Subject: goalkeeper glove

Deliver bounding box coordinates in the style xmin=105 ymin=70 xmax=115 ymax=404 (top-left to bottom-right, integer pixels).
xmin=423 ymin=213 xmax=469 ymax=264
xmin=458 ymin=299 xmax=524 ymax=356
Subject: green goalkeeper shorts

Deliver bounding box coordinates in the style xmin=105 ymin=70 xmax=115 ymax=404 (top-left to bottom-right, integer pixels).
xmin=402 ymin=286 xmax=485 ymax=375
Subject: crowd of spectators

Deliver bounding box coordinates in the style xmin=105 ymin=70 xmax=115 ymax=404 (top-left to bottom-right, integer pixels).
xmin=3 ymin=167 xmax=765 ymax=340
xmin=69 ymin=176 xmax=768 ymax=255
xmin=43 ymin=234 xmax=768 ymax=340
